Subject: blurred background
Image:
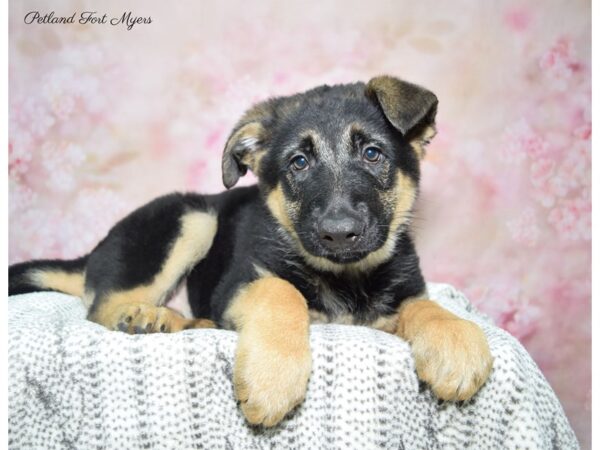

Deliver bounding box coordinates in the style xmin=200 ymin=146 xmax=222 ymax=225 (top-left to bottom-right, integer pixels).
xmin=9 ymin=0 xmax=590 ymax=446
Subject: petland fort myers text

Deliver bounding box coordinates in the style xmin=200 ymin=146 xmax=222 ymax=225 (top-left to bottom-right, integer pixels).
xmin=24 ymin=11 xmax=152 ymax=31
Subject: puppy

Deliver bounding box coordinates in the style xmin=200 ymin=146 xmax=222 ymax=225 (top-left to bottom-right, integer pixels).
xmin=9 ymin=76 xmax=493 ymax=427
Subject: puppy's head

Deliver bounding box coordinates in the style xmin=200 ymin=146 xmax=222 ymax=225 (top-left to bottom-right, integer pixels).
xmin=222 ymin=75 xmax=437 ymax=272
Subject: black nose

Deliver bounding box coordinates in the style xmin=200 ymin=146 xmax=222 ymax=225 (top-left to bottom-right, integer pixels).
xmin=318 ymin=216 xmax=364 ymax=251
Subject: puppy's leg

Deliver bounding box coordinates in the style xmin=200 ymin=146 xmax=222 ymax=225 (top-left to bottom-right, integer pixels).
xmin=86 ymin=195 xmax=218 ymax=334
xmin=226 ymin=277 xmax=312 ymax=427
xmin=397 ymin=299 xmax=493 ymax=401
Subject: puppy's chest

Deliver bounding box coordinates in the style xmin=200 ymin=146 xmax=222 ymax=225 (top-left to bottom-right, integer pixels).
xmin=305 ymin=276 xmax=399 ymax=331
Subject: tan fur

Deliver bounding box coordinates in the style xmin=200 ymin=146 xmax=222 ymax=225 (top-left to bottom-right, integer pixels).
xmin=266 ymin=184 xmax=297 ymax=235
xmin=91 ymin=298 xmax=214 ymax=333
xmin=243 ymin=149 xmax=267 ymax=176
xmin=222 ymin=121 xmax=269 ymax=187
xmin=298 ymin=130 xmax=327 ymax=156
xmin=81 ymin=290 xmax=95 ymax=309
xmin=343 ymin=123 xmax=362 ymax=149
xmin=343 ymin=122 xmax=388 ymax=153
xmin=397 ymin=299 xmax=493 ymax=401
xmin=226 ymin=122 xmax=263 ymax=148
xmin=369 ymin=313 xmax=400 ymax=334
xmin=409 ymin=125 xmax=437 ymax=159
xmin=89 ymin=211 xmax=218 ymax=330
xmin=308 ymin=310 xmax=356 ymax=325
xmin=252 ymin=263 xmax=275 ymax=279
xmin=330 ymin=313 xmax=355 ymax=325
xmin=382 ymin=170 xmax=418 ymax=235
xmin=225 ymin=277 xmax=312 ymax=427
xmin=366 ymin=293 xmax=428 ymax=333
xmin=308 ymin=309 xmax=328 ymax=324
xmin=30 ymin=270 xmax=85 ymax=297
xmin=237 ymin=123 xmax=268 ymax=174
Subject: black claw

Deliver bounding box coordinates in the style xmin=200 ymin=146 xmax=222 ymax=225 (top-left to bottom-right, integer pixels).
xmin=160 ymin=324 xmax=167 ymax=332
xmin=117 ymin=322 xmax=129 ymax=332
xmin=133 ymin=326 xmax=145 ymax=334
xmin=145 ymin=323 xmax=153 ymax=332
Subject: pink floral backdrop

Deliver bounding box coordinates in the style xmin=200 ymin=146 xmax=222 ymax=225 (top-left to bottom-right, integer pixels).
xmin=9 ymin=0 xmax=591 ymax=446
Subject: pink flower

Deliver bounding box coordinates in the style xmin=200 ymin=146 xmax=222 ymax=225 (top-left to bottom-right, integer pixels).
xmin=497 ymin=303 xmax=541 ymax=341
xmin=529 ymin=141 xmax=590 ymax=209
xmin=573 ymin=123 xmax=591 ymax=140
xmin=20 ymin=99 xmax=55 ymax=138
xmin=531 ymin=184 xmax=555 ymax=208
xmin=539 ymin=37 xmax=581 ymax=90
xmin=59 ymin=188 xmax=129 ymax=257
xmin=559 ymin=141 xmax=590 ymax=188
xmin=42 ymin=68 xmax=77 ymax=118
xmin=531 ymin=174 xmax=569 ymax=209
xmin=548 ymin=196 xmax=591 ymax=241
xmin=530 ymin=158 xmax=555 ymax=187
xmin=40 ymin=143 xmax=87 ymax=192
xmin=9 ymin=181 xmax=37 ymax=215
xmin=8 ymin=138 xmax=33 ymax=180
xmin=502 ymin=119 xmax=549 ymax=163
xmin=506 ymin=208 xmax=540 ymax=247
xmin=472 ymin=282 xmax=541 ymax=341
xmin=547 ymin=174 xmax=571 ymax=197
xmin=10 ymin=209 xmax=62 ymax=260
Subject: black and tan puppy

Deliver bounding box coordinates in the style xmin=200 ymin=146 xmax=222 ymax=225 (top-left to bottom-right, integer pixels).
xmin=9 ymin=76 xmax=493 ymax=427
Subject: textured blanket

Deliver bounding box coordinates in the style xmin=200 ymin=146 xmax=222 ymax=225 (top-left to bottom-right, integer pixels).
xmin=8 ymin=283 xmax=578 ymax=449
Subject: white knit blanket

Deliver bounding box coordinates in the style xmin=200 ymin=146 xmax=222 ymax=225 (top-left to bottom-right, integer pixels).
xmin=8 ymin=283 xmax=578 ymax=449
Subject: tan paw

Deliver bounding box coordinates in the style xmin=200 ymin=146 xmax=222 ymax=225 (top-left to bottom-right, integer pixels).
xmin=233 ymin=338 xmax=312 ymax=427
xmin=411 ymin=317 xmax=493 ymax=401
xmin=97 ymin=301 xmax=214 ymax=334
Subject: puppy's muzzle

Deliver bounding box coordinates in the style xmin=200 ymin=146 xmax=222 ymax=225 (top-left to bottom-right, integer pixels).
xmin=317 ymin=206 xmax=366 ymax=252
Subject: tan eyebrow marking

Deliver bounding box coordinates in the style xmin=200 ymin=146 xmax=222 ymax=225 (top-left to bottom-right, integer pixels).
xmin=343 ymin=122 xmax=388 ymax=152
xmin=342 ymin=123 xmax=363 ymax=150
xmin=295 ymin=129 xmax=327 ymax=156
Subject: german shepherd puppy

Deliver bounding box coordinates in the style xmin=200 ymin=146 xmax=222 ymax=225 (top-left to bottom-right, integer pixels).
xmin=9 ymin=76 xmax=493 ymax=427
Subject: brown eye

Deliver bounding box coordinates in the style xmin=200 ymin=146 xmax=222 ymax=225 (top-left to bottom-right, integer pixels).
xmin=363 ymin=147 xmax=382 ymax=163
xmin=291 ymin=155 xmax=309 ymax=171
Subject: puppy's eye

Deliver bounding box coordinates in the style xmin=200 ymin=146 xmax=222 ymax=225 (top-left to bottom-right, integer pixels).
xmin=363 ymin=147 xmax=382 ymax=163
xmin=291 ymin=155 xmax=309 ymax=171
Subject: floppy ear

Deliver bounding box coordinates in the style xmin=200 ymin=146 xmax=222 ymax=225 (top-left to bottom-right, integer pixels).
xmin=222 ymin=121 xmax=266 ymax=189
xmin=366 ymin=75 xmax=438 ymax=158
xmin=222 ymin=100 xmax=279 ymax=189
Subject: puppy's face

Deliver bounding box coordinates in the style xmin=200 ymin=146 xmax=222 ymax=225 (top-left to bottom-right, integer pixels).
xmin=222 ymin=76 xmax=438 ymax=270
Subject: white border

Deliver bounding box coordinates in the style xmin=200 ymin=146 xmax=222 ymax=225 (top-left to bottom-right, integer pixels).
xmin=1 ymin=2 xmax=595 ymax=447
xmin=1 ymin=2 xmax=10 ymax=448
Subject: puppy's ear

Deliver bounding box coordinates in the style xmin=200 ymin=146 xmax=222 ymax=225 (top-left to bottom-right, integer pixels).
xmin=366 ymin=75 xmax=438 ymax=158
xmin=222 ymin=121 xmax=266 ymax=189
xmin=222 ymin=100 xmax=280 ymax=189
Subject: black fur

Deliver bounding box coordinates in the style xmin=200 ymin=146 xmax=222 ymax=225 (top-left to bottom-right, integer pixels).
xmin=9 ymin=76 xmax=437 ymax=329
xmin=9 ymin=257 xmax=87 ymax=295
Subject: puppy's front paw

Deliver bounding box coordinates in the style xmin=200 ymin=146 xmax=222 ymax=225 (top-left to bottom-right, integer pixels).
xmin=411 ymin=318 xmax=493 ymax=401
xmin=234 ymin=338 xmax=312 ymax=427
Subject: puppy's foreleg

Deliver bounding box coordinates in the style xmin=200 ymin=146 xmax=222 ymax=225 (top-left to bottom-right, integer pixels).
xmin=397 ymin=299 xmax=493 ymax=401
xmin=226 ymin=277 xmax=312 ymax=427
